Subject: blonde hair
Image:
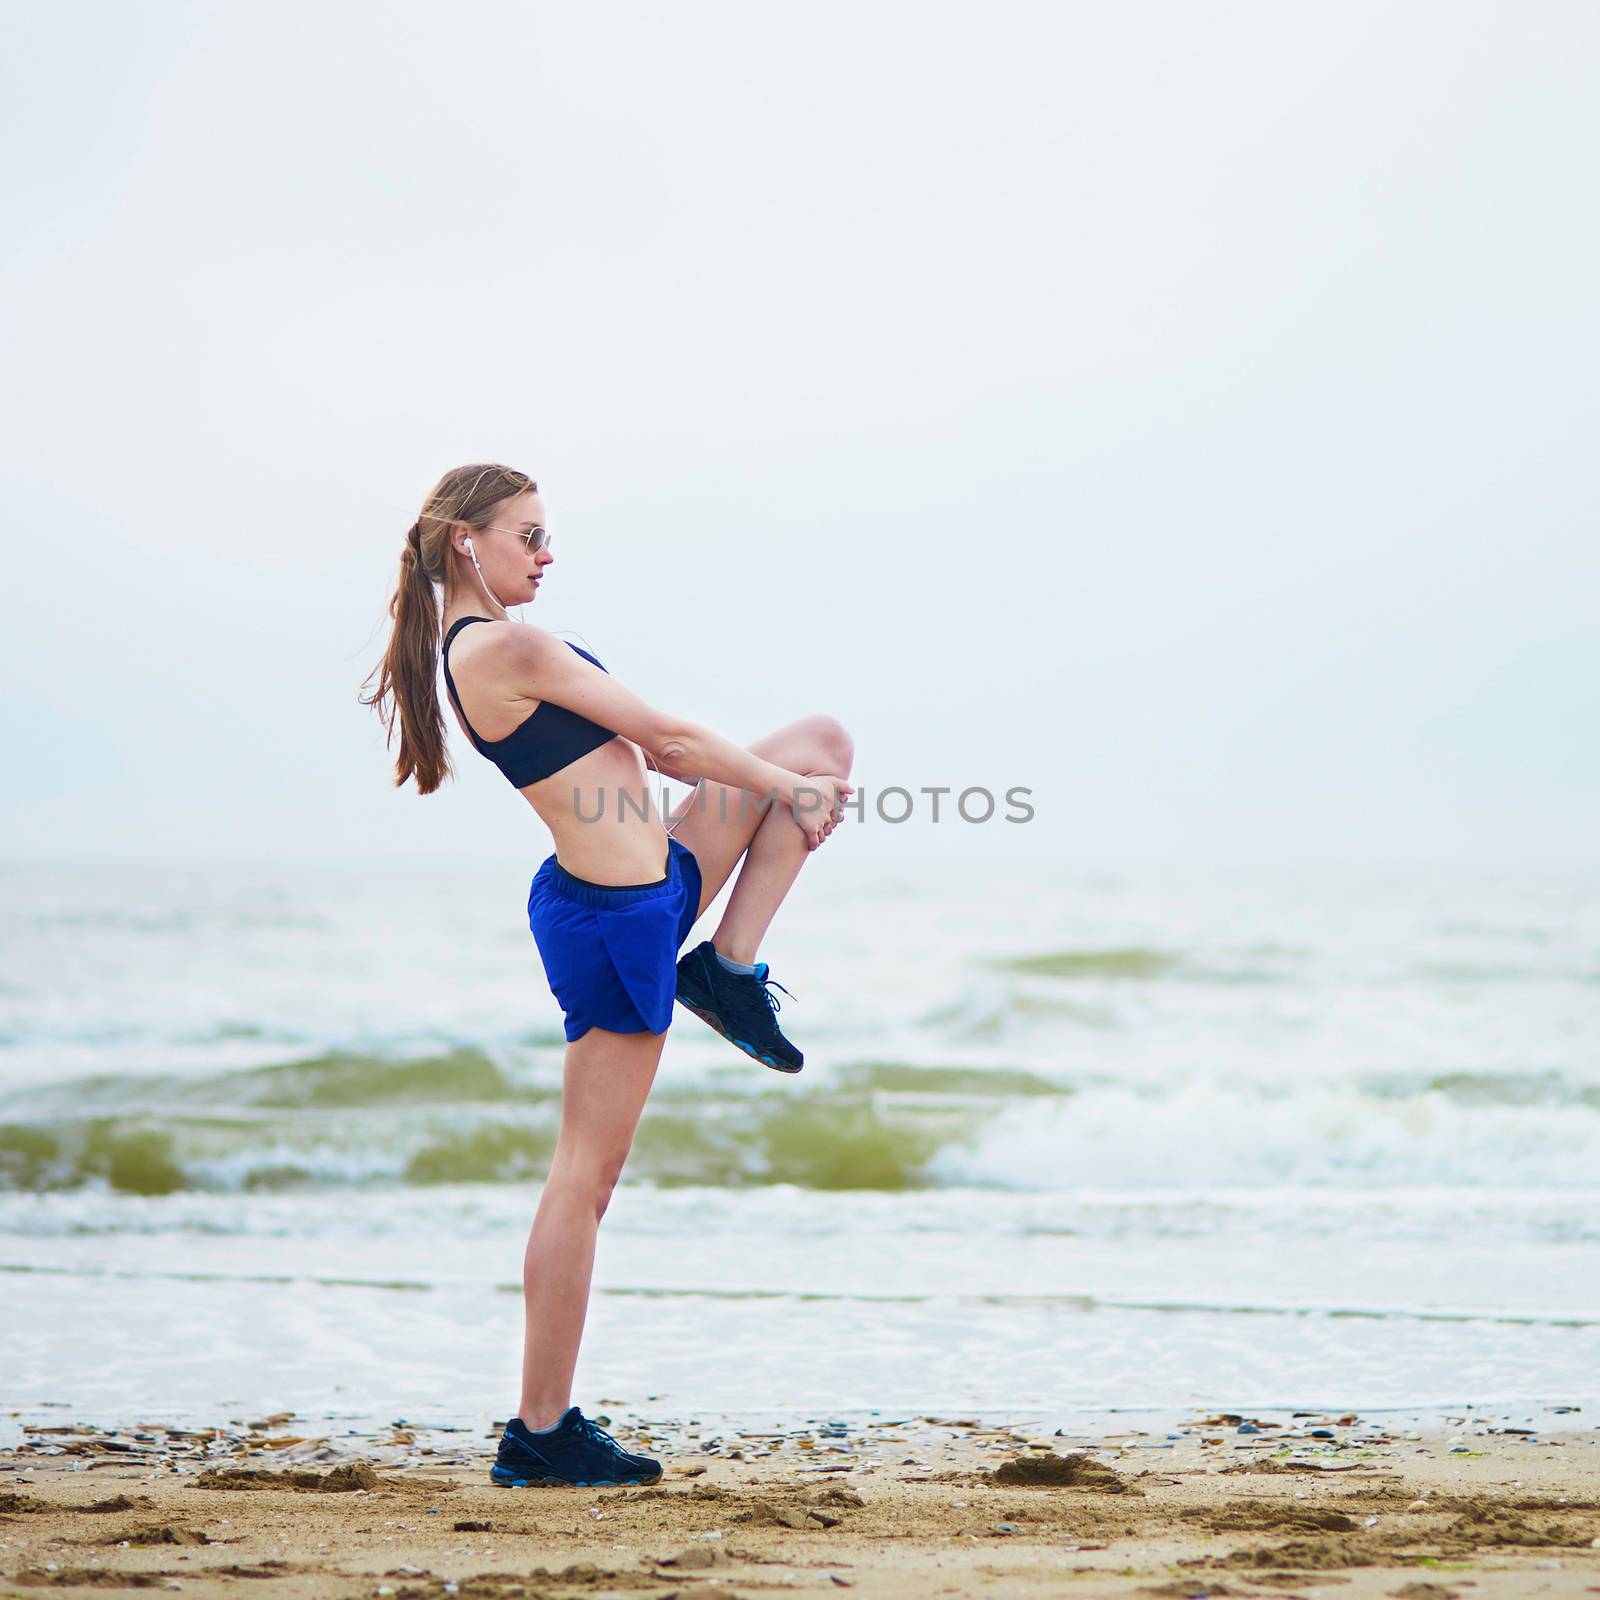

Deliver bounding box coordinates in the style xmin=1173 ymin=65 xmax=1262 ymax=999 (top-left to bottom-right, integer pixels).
xmin=360 ymin=462 xmax=537 ymax=794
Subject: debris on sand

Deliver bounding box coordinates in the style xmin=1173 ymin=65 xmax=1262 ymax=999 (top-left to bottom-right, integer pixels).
xmin=193 ymin=1460 xmax=383 ymax=1492
xmin=988 ymin=1450 xmax=1138 ymax=1491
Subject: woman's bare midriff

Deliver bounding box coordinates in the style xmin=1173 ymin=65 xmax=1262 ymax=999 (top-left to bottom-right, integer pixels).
xmin=520 ymin=735 xmax=680 ymax=884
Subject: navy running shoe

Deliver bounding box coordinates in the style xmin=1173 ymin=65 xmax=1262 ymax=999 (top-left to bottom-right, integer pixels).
xmin=675 ymin=940 xmax=804 ymax=1073
xmin=491 ymin=1405 xmax=662 ymax=1487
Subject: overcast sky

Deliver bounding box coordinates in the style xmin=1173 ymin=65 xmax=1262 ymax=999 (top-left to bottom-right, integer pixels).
xmin=2 ymin=0 xmax=1595 ymax=868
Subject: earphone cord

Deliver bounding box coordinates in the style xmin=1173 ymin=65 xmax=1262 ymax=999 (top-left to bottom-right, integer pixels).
xmin=646 ymin=747 xmax=692 ymax=838
xmin=465 ymin=538 xmax=696 ymax=838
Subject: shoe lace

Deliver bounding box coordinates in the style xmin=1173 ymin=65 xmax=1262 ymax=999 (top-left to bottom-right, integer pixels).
xmin=707 ymin=953 xmax=796 ymax=1021
xmin=756 ymin=974 xmax=794 ymax=1017
xmin=574 ymin=1413 xmax=632 ymax=1456
xmin=726 ymin=972 xmax=795 ymax=1030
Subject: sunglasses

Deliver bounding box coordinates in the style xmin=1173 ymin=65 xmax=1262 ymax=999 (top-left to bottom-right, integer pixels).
xmin=486 ymin=522 xmax=552 ymax=554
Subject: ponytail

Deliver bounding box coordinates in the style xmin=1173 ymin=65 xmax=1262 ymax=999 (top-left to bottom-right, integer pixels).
xmin=361 ymin=520 xmax=450 ymax=793
xmin=360 ymin=464 xmax=537 ymax=795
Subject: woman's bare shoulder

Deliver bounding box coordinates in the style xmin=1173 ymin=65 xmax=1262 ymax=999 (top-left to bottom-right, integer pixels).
xmin=451 ymin=619 xmax=564 ymax=666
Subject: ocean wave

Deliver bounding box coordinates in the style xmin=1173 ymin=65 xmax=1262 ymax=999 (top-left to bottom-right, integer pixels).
xmin=1368 ymin=1070 xmax=1600 ymax=1109
xmin=5 ymin=1061 xmax=1600 ymax=1195
xmin=989 ymin=946 xmax=1180 ymax=980
xmin=0 ymin=1059 xmax=1026 ymax=1194
xmin=929 ymin=1083 xmax=1600 ymax=1190
xmin=1 ymin=1047 xmax=538 ymax=1115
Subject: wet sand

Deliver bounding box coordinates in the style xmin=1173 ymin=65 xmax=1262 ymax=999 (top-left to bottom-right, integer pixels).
xmin=2 ymin=1404 xmax=1597 ymax=1598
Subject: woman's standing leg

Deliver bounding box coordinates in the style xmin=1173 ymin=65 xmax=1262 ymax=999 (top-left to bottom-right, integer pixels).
xmin=518 ymin=1024 xmax=667 ymax=1428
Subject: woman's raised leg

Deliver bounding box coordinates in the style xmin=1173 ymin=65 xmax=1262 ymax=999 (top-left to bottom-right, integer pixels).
xmin=667 ymin=711 xmax=854 ymax=957
xmin=518 ymin=1023 xmax=667 ymax=1428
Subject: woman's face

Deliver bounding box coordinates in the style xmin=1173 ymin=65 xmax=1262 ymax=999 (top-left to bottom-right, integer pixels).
xmin=460 ymin=490 xmax=553 ymax=606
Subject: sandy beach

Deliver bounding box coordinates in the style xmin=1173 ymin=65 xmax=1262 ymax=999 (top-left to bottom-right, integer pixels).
xmin=3 ymin=1403 xmax=1597 ymax=1599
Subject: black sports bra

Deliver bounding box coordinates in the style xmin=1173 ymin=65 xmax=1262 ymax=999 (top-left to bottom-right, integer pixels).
xmin=441 ymin=616 xmax=618 ymax=787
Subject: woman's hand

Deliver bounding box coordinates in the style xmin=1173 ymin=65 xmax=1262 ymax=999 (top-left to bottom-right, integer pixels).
xmin=782 ymin=773 xmax=854 ymax=850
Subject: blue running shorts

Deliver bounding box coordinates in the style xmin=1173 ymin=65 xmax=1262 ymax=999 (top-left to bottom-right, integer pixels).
xmin=527 ymin=836 xmax=704 ymax=1041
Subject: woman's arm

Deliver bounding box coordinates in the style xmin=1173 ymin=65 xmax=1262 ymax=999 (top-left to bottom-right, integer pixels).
xmin=501 ymin=627 xmax=807 ymax=803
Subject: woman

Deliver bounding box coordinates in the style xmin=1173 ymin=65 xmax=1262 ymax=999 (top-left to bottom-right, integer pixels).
xmin=361 ymin=462 xmax=854 ymax=1488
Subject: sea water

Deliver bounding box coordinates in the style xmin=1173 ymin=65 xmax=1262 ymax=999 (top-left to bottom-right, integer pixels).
xmin=1 ymin=852 xmax=1596 ymax=1432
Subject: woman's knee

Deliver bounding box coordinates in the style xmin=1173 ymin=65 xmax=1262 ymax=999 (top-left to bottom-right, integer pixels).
xmin=750 ymin=713 xmax=853 ymax=780
xmin=550 ymin=1145 xmax=631 ymax=1219
xmin=583 ymin=1162 xmax=627 ymax=1222
xmin=803 ymin=712 xmax=854 ymax=775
